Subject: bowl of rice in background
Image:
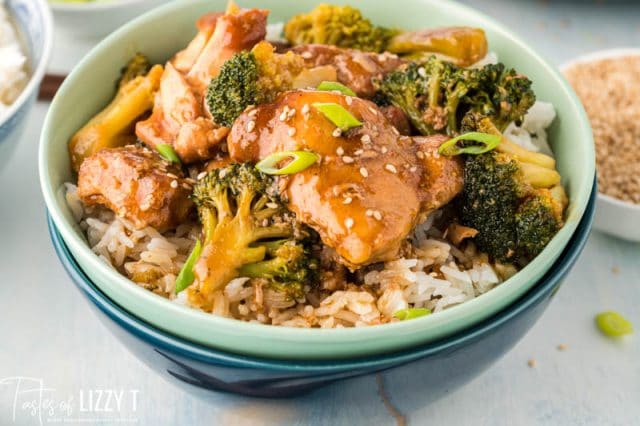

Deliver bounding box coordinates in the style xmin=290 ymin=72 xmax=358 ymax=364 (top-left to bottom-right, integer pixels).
xmin=39 ymin=0 xmax=596 ymax=360
xmin=0 ymin=0 xmax=52 ymax=168
xmin=562 ymin=49 xmax=640 ymax=242
xmin=47 ymin=188 xmax=596 ymax=397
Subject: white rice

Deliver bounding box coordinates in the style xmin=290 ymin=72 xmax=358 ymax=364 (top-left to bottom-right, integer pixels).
xmin=65 ymin=182 xmax=504 ymax=328
xmin=0 ymin=1 xmax=28 ymax=120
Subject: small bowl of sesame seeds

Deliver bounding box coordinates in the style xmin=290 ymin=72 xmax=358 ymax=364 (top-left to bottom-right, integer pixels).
xmin=562 ymin=49 xmax=640 ymax=241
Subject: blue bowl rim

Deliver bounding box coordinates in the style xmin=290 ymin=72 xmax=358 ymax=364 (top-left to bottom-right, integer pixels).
xmin=47 ymin=178 xmax=596 ymax=371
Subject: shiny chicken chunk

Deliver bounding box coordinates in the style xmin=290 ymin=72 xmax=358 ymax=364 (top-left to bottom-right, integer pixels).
xmin=77 ymin=146 xmax=193 ymax=232
xmin=135 ymin=6 xmax=267 ymax=163
xmin=290 ymin=44 xmax=404 ymax=98
xmin=228 ymin=90 xmax=463 ymax=267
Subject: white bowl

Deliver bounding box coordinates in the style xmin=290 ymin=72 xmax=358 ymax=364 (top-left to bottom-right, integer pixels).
xmin=49 ymin=0 xmax=169 ymax=39
xmin=0 ymin=0 xmax=53 ymax=169
xmin=561 ymin=48 xmax=640 ymax=242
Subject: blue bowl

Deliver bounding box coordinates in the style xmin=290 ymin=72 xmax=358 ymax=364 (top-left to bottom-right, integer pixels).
xmin=0 ymin=0 xmax=52 ymax=167
xmin=47 ymin=180 xmax=595 ymax=399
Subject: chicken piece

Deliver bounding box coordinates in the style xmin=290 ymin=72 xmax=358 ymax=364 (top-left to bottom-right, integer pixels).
xmin=290 ymin=44 xmax=404 ymax=98
xmin=77 ymin=146 xmax=193 ymax=232
xmin=413 ymin=135 xmax=464 ymax=213
xmin=136 ymin=6 xmax=268 ymax=164
xmin=380 ymin=105 xmax=411 ymax=136
xmin=228 ymin=90 xmax=462 ymax=267
xmin=172 ymin=12 xmax=223 ymax=73
xmin=186 ymin=7 xmax=269 ymax=92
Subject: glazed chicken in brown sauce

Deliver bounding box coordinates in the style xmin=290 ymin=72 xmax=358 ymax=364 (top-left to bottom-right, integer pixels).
xmin=228 ymin=90 xmax=462 ymax=266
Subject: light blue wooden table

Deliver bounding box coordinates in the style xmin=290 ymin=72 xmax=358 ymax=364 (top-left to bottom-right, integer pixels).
xmin=1 ymin=1 xmax=638 ymax=424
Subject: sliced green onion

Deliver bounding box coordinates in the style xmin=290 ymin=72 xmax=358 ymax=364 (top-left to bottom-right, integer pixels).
xmin=175 ymin=240 xmax=202 ymax=294
xmin=157 ymin=143 xmax=181 ymax=164
xmin=393 ymin=307 xmax=431 ymax=321
xmin=317 ymin=81 xmax=356 ymax=97
xmin=312 ymin=102 xmax=362 ymax=131
xmin=438 ymin=132 xmax=502 ymax=156
xmin=255 ymin=151 xmax=319 ymax=175
xmin=595 ymin=311 xmax=633 ymax=337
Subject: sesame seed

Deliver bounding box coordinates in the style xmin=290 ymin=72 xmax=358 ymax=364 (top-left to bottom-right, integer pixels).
xmin=346 ymin=96 xmax=353 ymax=105
xmin=170 ymin=180 xmax=178 ymax=189
xmin=336 ymin=146 xmax=345 ymax=156
xmin=167 ymin=172 xmax=178 ymax=179
xmin=410 ymin=166 xmax=418 ymax=172
xmin=332 ymin=128 xmax=342 ymax=137
xmin=288 ymin=108 xmax=296 ymax=118
xmin=342 ymin=156 xmax=354 ymax=164
xmin=416 ymin=151 xmax=425 ymax=159
xmin=557 ymin=344 xmax=568 ymax=351
xmin=385 ymin=164 xmax=398 ymax=174
xmin=343 ymin=196 xmax=353 ymax=205
xmin=361 ymin=134 xmax=371 ymax=143
xmin=288 ymin=128 xmax=296 ymax=137
xmin=246 ymin=120 xmax=256 ymax=132
xmin=301 ymin=51 xmax=313 ymax=59
xmin=527 ymin=359 xmax=536 ymax=368
xmin=248 ymin=108 xmax=258 ymax=117
xmin=373 ymin=210 xmax=382 ymax=221
xmin=219 ymin=169 xmax=227 ymax=178
xmin=359 ymin=167 xmax=369 ymax=178
xmin=365 ymin=209 xmax=373 ymax=217
xmin=301 ymin=104 xmax=310 ymax=114
xmin=279 ymin=111 xmax=288 ymax=121
xmin=345 ymin=218 xmax=354 ymax=229
xmin=418 ymin=67 xmax=427 ymax=78
xmin=266 ymin=202 xmax=279 ymax=209
xmin=368 ymin=106 xmax=378 ymax=115
xmin=392 ymin=127 xmax=400 ymax=136
xmin=354 ymin=149 xmax=363 ymax=156
xmin=381 ymin=146 xmax=388 ymax=154
xmin=197 ymin=172 xmax=207 ymax=180
xmin=182 ymin=183 xmax=192 ymax=190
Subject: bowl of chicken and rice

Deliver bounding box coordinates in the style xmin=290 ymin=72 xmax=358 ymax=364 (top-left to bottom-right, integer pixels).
xmin=39 ymin=0 xmax=595 ymax=360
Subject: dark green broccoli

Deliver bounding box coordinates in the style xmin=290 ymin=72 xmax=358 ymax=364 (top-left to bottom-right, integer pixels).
xmin=284 ymin=4 xmax=398 ymax=53
xmin=189 ymin=163 xmax=318 ymax=307
xmin=206 ymin=42 xmax=305 ymax=127
xmin=239 ymin=241 xmax=319 ymax=300
xmin=374 ymin=56 xmax=536 ymax=136
xmin=461 ymin=151 xmax=565 ymax=265
xmin=117 ymin=53 xmax=151 ymax=89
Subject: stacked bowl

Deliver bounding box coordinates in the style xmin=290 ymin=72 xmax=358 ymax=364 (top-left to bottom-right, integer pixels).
xmin=39 ymin=0 xmax=596 ymax=398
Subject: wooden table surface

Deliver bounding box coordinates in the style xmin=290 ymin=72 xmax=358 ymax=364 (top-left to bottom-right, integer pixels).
xmin=1 ymin=1 xmax=639 ymax=424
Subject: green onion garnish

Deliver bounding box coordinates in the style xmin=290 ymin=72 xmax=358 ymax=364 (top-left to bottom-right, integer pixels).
xmin=312 ymin=102 xmax=362 ymax=131
xmin=393 ymin=308 xmax=431 ymax=321
xmin=317 ymin=81 xmax=356 ymax=97
xmin=438 ymin=132 xmax=502 ymax=156
xmin=255 ymin=150 xmax=319 ymax=175
xmin=595 ymin=311 xmax=633 ymax=337
xmin=175 ymin=240 xmax=202 ymax=294
xmin=157 ymin=143 xmax=181 ymax=164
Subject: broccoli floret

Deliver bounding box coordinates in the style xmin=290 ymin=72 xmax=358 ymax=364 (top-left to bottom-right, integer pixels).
xmin=117 ymin=53 xmax=151 ymax=89
xmin=461 ymin=150 xmax=566 ymax=265
xmin=515 ymin=191 xmax=563 ymax=261
xmin=206 ymin=41 xmax=305 ymax=127
xmin=239 ymin=241 xmax=319 ymax=300
xmin=189 ymin=163 xmax=318 ymax=307
xmin=374 ymin=56 xmax=536 ymax=136
xmin=284 ymin=4 xmax=397 ymax=53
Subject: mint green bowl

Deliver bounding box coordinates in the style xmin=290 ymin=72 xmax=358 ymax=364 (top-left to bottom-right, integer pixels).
xmin=39 ymin=0 xmax=595 ymax=360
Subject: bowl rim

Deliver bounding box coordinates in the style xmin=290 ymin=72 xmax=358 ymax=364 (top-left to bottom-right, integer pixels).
xmin=39 ymin=0 xmax=596 ymax=358
xmin=49 ymin=0 xmax=158 ymax=12
xmin=560 ymin=47 xmax=640 ymax=213
xmin=0 ymin=0 xmax=53 ymax=129
xmin=47 ymin=182 xmax=596 ymax=369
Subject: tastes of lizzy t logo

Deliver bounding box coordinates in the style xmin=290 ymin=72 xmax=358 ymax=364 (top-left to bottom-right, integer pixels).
xmin=0 ymin=377 xmax=139 ymax=424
